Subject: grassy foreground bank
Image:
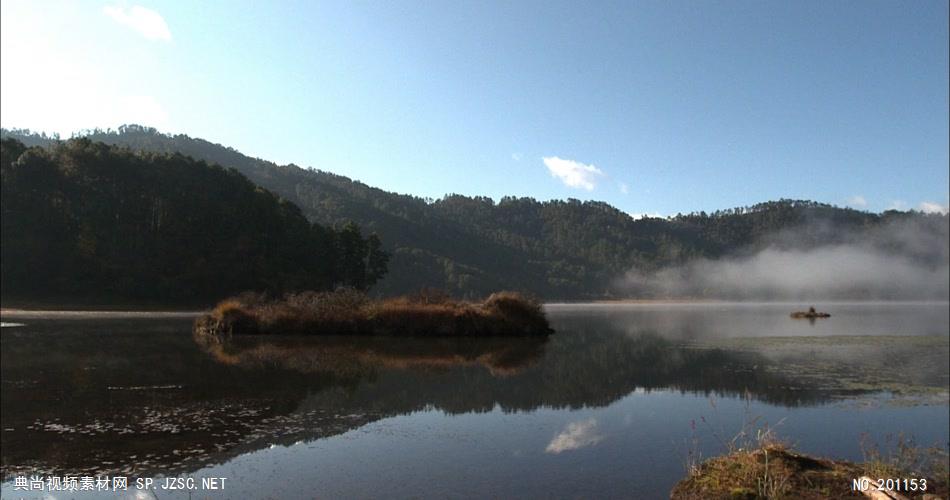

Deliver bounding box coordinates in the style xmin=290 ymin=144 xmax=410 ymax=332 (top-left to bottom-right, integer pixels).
xmin=671 ymin=442 xmax=948 ymax=499
xmin=194 ymin=289 xmax=552 ymax=339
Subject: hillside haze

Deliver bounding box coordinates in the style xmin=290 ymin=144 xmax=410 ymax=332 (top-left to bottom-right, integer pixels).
xmin=3 ymin=126 xmax=947 ymax=300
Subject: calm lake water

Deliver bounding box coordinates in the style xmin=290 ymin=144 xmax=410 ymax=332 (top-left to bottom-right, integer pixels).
xmin=2 ymin=303 xmax=948 ymax=499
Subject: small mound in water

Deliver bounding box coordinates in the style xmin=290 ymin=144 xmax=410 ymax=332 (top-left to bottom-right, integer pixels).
xmin=790 ymin=306 xmax=831 ymax=319
xmin=194 ymin=289 xmax=552 ymax=340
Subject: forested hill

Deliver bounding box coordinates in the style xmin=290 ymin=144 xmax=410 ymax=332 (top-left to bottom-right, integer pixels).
xmin=4 ymin=126 xmax=947 ymax=300
xmin=0 ymin=137 xmax=387 ymax=306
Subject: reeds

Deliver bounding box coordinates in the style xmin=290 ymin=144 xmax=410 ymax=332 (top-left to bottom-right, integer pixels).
xmin=673 ymin=399 xmax=949 ymax=499
xmin=194 ymin=289 xmax=552 ymax=339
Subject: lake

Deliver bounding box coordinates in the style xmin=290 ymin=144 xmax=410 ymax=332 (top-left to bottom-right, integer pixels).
xmin=2 ymin=302 xmax=948 ymax=499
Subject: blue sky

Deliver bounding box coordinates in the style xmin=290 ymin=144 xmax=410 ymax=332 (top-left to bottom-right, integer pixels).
xmin=1 ymin=0 xmax=947 ymax=217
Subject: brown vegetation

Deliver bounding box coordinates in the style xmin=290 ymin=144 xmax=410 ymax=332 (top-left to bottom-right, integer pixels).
xmin=193 ymin=289 xmax=552 ymax=340
xmin=791 ymin=306 xmax=831 ymax=319
xmin=672 ymin=439 xmax=948 ymax=500
xmin=674 ymin=444 xmax=855 ymax=499
xmin=674 ymin=406 xmax=948 ymax=499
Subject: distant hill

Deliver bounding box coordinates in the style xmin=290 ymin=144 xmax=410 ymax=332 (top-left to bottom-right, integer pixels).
xmin=4 ymin=125 xmax=947 ymax=300
xmin=0 ymin=136 xmax=387 ymax=306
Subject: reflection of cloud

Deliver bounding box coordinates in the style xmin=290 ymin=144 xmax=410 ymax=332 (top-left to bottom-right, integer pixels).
xmin=545 ymin=418 xmax=602 ymax=453
xmin=127 ymin=488 xmax=161 ymax=499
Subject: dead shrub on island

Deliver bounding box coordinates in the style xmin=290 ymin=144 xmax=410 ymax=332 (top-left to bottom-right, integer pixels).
xmin=194 ymin=288 xmax=552 ymax=341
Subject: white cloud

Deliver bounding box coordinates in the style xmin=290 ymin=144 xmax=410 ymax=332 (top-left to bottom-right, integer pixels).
xmin=629 ymin=212 xmax=663 ymax=220
xmin=0 ymin=3 xmax=171 ymax=135
xmin=0 ymin=80 xmax=171 ymax=137
xmin=104 ymin=5 xmax=171 ymax=41
xmin=117 ymin=95 xmax=170 ymax=129
xmin=847 ymin=195 xmax=867 ymax=208
xmin=545 ymin=418 xmax=603 ymax=454
xmin=619 ymin=182 xmax=629 ymax=195
xmin=887 ymin=200 xmax=907 ymax=211
xmin=543 ymin=156 xmax=604 ymax=191
xmin=918 ymin=201 xmax=949 ymax=214
xmin=511 ymin=153 xmax=522 ymax=161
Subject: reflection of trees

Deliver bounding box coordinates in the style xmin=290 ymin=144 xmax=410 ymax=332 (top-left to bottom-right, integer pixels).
xmin=196 ymin=327 xmax=837 ymax=412
xmin=3 ymin=318 xmax=855 ymax=480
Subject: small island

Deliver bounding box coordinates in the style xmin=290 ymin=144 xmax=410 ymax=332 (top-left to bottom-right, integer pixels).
xmin=790 ymin=306 xmax=831 ymax=319
xmin=194 ymin=289 xmax=553 ymax=340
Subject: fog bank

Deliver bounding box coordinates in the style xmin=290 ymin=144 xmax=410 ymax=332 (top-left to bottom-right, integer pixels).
xmin=619 ymin=215 xmax=950 ymax=300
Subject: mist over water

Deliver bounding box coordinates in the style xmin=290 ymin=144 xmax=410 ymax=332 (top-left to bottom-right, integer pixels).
xmin=3 ymin=305 xmax=948 ymax=499
xmin=619 ymin=214 xmax=950 ymax=300
xmin=546 ymin=302 xmax=950 ymax=339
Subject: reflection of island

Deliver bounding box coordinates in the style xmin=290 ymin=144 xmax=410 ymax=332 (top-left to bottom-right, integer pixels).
xmin=5 ymin=315 xmax=936 ymax=481
xmin=195 ymin=333 xmax=549 ymax=377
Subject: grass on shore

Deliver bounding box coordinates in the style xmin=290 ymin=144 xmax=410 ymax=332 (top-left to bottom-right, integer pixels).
xmin=672 ymin=411 xmax=949 ymax=500
xmin=194 ymin=289 xmax=552 ymax=339
xmin=673 ymin=443 xmax=948 ymax=500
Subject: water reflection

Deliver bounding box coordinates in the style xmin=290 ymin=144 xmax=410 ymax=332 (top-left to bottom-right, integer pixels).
xmin=546 ymin=301 xmax=950 ymax=339
xmin=1 ymin=303 xmax=947 ymax=482
xmin=195 ymin=333 xmax=548 ymax=377
xmin=545 ymin=418 xmax=602 ymax=454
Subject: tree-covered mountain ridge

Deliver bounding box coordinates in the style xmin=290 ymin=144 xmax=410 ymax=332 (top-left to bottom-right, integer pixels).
xmin=1 ymin=136 xmax=388 ymax=305
xmin=4 ymin=125 xmax=947 ymax=300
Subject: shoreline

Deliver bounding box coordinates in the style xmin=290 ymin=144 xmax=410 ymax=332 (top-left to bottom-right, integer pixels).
xmin=1 ymin=309 xmax=202 ymax=319
xmin=671 ymin=444 xmax=948 ymax=500
xmin=5 ymin=299 xmax=949 ymax=317
xmin=552 ymin=299 xmax=950 ymax=306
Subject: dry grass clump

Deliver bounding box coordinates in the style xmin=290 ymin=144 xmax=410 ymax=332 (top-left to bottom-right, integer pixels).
xmin=673 ymin=429 xmax=948 ymax=499
xmin=860 ymin=433 xmax=949 ymax=494
xmin=673 ymin=401 xmax=949 ymax=499
xmin=483 ymin=291 xmax=549 ymax=332
xmin=194 ymin=289 xmax=552 ymax=340
xmin=673 ymin=443 xmax=847 ymax=500
xmin=673 ymin=444 xmax=948 ymax=499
